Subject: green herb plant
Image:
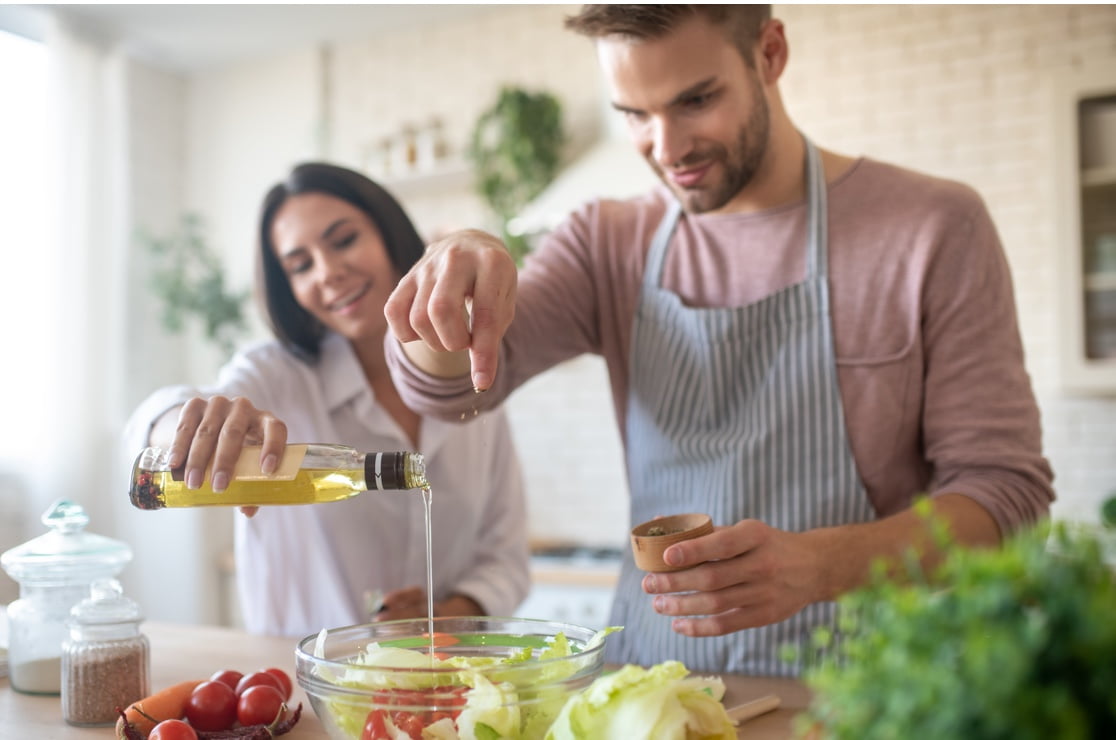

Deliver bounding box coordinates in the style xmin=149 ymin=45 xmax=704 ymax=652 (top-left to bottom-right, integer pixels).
xmin=798 ymin=501 xmax=1116 ymax=740
xmin=139 ymin=212 xmax=249 ymax=359
xmin=468 ymin=86 xmax=564 ymax=264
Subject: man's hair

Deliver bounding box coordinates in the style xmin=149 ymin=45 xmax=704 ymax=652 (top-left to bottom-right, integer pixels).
xmin=565 ymin=5 xmax=772 ymax=68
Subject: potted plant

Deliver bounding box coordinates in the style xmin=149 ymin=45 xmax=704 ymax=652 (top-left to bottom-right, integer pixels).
xmin=796 ymin=499 xmax=1116 ymax=739
xmin=468 ymin=86 xmax=564 ymax=264
xmin=137 ymin=212 xmax=249 ymax=359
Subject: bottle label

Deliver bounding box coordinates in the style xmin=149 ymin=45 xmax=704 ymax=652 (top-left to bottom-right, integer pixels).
xmin=232 ymin=444 xmax=306 ymax=481
xmin=168 ymin=445 xmax=307 ymax=483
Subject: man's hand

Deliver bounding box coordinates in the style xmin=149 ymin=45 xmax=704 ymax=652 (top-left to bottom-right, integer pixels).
xmin=640 ymin=520 xmax=822 ymax=636
xmin=641 ymin=495 xmax=1002 ymax=637
xmin=384 ymin=229 xmax=517 ymax=390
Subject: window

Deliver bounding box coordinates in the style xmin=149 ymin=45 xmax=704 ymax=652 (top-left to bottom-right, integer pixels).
xmin=0 ymin=30 xmax=51 ymax=465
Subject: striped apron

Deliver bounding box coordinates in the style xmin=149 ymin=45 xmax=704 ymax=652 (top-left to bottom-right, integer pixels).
xmin=607 ymin=139 xmax=875 ymax=676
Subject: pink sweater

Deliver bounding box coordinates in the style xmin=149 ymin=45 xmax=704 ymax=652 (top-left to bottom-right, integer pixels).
xmin=387 ymin=158 xmax=1055 ymax=536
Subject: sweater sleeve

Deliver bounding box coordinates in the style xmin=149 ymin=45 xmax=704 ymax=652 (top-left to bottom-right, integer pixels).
xmin=919 ymin=190 xmax=1054 ymax=535
xmin=386 ymin=202 xmax=610 ymax=420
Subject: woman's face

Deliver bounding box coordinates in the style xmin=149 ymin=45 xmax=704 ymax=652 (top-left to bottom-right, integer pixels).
xmin=270 ymin=192 xmax=398 ymax=344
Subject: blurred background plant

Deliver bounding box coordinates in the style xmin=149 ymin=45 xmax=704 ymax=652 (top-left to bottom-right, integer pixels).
xmin=468 ymin=85 xmax=564 ymax=264
xmin=795 ymin=499 xmax=1116 ymax=740
xmin=137 ymin=212 xmax=249 ymax=358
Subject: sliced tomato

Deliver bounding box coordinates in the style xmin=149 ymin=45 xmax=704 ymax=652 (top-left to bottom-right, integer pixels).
xmin=361 ymin=709 xmax=392 ymax=740
xmin=393 ymin=711 xmax=425 ymax=739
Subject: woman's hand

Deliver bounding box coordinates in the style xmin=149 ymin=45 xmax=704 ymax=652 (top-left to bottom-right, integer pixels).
xmin=165 ymin=396 xmax=288 ymax=507
xmin=374 ymin=586 xmax=484 ymax=621
xmin=384 ymin=229 xmax=517 ymax=390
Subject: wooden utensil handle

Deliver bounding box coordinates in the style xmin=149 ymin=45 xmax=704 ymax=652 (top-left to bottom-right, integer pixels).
xmin=727 ymin=693 xmax=781 ymax=723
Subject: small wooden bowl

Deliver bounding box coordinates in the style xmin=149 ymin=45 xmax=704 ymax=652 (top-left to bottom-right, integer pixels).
xmin=630 ymin=513 xmax=714 ymax=572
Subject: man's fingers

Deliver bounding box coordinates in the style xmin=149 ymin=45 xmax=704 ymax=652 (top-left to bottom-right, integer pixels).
xmin=467 ymin=264 xmax=514 ymax=390
xmin=384 ymin=275 xmax=421 ymax=342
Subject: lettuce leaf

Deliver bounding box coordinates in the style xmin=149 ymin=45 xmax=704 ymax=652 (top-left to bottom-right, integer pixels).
xmin=543 ymin=661 xmax=737 ymax=740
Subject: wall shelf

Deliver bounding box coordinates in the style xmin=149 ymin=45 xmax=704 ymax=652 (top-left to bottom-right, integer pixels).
xmin=1085 ymin=272 xmax=1116 ymax=292
xmin=1082 ymin=166 xmax=1116 ymax=187
xmin=371 ymin=157 xmax=474 ymax=199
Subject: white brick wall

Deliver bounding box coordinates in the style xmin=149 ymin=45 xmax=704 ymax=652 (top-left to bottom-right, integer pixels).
xmin=164 ymin=4 xmax=1116 ymax=553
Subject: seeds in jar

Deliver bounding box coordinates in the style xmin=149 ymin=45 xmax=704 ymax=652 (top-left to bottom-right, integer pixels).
xmin=64 ymin=645 xmax=149 ymax=726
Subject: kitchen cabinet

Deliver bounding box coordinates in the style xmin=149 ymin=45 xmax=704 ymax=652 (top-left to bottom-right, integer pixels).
xmin=515 ymin=546 xmax=620 ymax=631
xmin=1055 ymin=65 xmax=1116 ymax=394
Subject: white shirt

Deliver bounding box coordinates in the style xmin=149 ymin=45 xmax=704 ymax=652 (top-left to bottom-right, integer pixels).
xmin=125 ymin=332 xmax=530 ymax=636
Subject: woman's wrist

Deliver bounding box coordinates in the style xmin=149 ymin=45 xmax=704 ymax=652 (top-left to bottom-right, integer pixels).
xmin=434 ymin=593 xmax=485 ymax=617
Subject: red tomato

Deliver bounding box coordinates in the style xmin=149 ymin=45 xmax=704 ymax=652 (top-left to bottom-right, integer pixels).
xmin=235 ymin=670 xmax=284 ymax=697
xmin=393 ymin=711 xmax=425 ymax=739
xmin=362 ymin=709 xmax=392 ymax=740
xmin=209 ymin=668 xmax=244 ymax=691
xmin=184 ymin=679 xmax=238 ymax=731
xmin=262 ymin=666 xmax=293 ymax=700
xmin=237 ymin=684 xmax=286 ymax=727
xmin=149 ymin=719 xmax=198 ymax=740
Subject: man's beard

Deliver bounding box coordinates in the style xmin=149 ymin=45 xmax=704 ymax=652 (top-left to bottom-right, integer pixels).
xmin=651 ymin=76 xmax=771 ymax=214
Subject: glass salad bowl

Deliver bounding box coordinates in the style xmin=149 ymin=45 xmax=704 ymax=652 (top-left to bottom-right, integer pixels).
xmin=295 ymin=616 xmax=614 ymax=740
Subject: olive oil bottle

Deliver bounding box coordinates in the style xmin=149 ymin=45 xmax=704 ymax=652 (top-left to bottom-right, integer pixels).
xmin=129 ymin=444 xmax=427 ymax=510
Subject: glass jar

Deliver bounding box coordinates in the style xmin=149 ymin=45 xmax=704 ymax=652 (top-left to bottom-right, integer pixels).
xmin=62 ymin=578 xmax=150 ymax=726
xmin=0 ymin=500 xmax=132 ymax=695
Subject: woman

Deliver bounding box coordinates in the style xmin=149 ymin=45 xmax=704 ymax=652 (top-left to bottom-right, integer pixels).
xmin=125 ymin=163 xmax=530 ymax=636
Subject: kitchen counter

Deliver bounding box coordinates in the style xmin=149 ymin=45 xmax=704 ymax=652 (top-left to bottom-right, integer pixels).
xmin=0 ymin=621 xmax=811 ymax=738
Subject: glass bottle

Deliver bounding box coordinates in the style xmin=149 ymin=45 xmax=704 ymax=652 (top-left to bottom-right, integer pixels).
xmin=1 ymin=500 xmax=132 ymax=695
xmin=62 ymin=578 xmax=150 ymax=726
xmin=129 ymin=443 xmax=428 ymax=510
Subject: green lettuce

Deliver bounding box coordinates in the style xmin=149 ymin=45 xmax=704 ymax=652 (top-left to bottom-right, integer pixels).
xmin=316 ymin=627 xmax=623 ymax=739
xmin=543 ymin=661 xmax=737 ymax=740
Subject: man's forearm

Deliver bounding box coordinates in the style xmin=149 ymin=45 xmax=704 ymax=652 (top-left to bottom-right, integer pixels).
xmin=805 ymin=493 xmax=1002 ymax=602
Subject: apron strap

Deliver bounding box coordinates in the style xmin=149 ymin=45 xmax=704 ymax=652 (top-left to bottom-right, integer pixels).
xmin=803 ymin=136 xmax=828 ymax=280
xmin=642 ymin=198 xmax=683 ymax=291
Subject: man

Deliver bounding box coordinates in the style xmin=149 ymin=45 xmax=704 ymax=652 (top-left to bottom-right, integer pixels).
xmin=383 ymin=5 xmax=1054 ymax=675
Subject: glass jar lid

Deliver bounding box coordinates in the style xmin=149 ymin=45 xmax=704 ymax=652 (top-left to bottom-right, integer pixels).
xmin=0 ymin=499 xmax=132 ymax=586
xmin=70 ymin=578 xmax=142 ymax=625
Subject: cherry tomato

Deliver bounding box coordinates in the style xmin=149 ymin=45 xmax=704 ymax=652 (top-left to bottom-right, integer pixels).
xmin=149 ymin=719 xmax=198 ymax=740
xmin=209 ymin=668 xmax=244 ymax=691
xmin=237 ymin=684 xmax=286 ymax=727
xmin=262 ymin=666 xmax=293 ymax=700
xmin=184 ymin=679 xmax=238 ymax=731
xmin=235 ymin=670 xmax=284 ymax=697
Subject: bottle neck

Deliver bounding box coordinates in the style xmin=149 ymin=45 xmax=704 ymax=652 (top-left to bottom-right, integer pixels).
xmin=363 ymin=452 xmax=426 ymax=490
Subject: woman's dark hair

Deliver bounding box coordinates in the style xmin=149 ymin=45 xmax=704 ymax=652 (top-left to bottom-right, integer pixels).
xmin=256 ymin=162 xmax=425 ymax=361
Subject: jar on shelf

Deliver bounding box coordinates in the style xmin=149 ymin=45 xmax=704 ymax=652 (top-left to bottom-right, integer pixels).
xmin=416 ymin=117 xmax=448 ymax=172
xmin=0 ymin=499 xmax=132 ymax=695
xmin=62 ymin=578 xmax=150 ymax=726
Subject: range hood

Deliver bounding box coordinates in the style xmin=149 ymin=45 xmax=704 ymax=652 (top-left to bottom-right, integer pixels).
xmin=509 ymin=98 xmax=658 ymax=237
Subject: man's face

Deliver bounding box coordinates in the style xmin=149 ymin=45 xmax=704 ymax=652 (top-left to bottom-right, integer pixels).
xmin=597 ymin=15 xmax=770 ymax=214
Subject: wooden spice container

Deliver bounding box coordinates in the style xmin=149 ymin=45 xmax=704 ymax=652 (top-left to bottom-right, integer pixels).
xmin=630 ymin=513 xmax=714 ymax=572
